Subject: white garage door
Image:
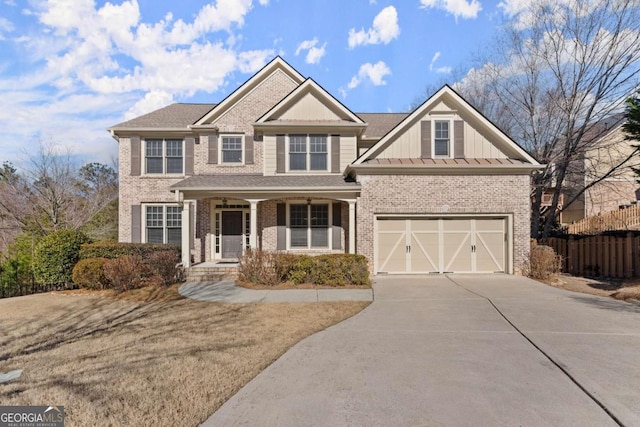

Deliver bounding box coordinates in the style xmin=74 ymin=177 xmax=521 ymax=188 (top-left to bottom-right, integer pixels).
xmin=376 ymin=217 xmax=507 ymax=274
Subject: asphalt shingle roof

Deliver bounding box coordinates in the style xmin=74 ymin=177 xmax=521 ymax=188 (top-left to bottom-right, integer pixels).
xmin=171 ymin=174 xmax=360 ymax=191
xmin=357 ymin=113 xmax=409 ymax=139
xmin=109 ymin=102 xmax=407 ymax=138
xmin=110 ymin=103 xmax=216 ymax=129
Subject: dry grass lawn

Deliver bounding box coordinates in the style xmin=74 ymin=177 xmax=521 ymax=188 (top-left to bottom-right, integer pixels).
xmin=0 ymin=290 xmax=369 ymax=426
xmin=542 ymin=274 xmax=640 ymax=301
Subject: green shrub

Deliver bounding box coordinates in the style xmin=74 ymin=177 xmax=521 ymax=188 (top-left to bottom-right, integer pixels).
xmin=33 ymin=229 xmax=92 ymax=286
xmin=72 ymin=258 xmax=109 ymax=290
xmin=274 ymin=253 xmax=314 ymax=284
xmin=240 ymin=251 xmax=370 ymax=287
xmin=79 ymin=242 xmax=180 ymax=261
xmin=103 ymin=255 xmax=148 ymax=291
xmin=146 ymin=250 xmax=181 ymax=286
xmin=310 ymin=255 xmax=347 ymax=286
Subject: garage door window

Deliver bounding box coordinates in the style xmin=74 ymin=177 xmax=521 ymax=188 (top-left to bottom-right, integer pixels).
xmin=289 ymin=203 xmax=329 ymax=248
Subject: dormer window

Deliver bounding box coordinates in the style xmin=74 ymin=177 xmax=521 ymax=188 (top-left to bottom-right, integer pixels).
xmin=288 ymin=134 xmax=328 ymax=171
xmin=434 ymin=121 xmax=450 ymax=157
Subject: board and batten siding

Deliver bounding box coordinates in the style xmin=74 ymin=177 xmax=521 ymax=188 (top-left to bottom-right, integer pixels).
xmin=373 ymin=114 xmax=508 ymax=160
xmin=263 ymin=133 xmax=356 ymax=175
xmin=339 ymin=134 xmax=357 ymax=171
xmin=463 ymin=122 xmax=507 ymax=159
xmin=277 ymin=94 xmax=342 ymax=121
xmin=263 ymin=134 xmax=277 ymax=175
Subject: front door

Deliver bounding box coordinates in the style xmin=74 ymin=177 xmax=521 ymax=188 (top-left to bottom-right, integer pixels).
xmin=221 ymin=211 xmax=243 ymax=259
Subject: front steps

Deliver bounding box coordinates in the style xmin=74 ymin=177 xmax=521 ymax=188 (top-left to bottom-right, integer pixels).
xmin=184 ymin=263 xmax=239 ymax=283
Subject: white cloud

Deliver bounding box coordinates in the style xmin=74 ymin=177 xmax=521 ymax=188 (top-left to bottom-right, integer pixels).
xmin=420 ymin=0 xmax=482 ymax=20
xmin=0 ymin=17 xmax=14 ymax=40
xmin=125 ymin=90 xmax=174 ymax=120
xmin=4 ymin=0 xmax=17 ymax=6
xmin=348 ymin=6 xmax=399 ymax=48
xmin=346 ymin=61 xmax=391 ymax=90
xmin=429 ymin=52 xmax=441 ymax=71
xmin=0 ymin=0 xmax=276 ymax=164
xmin=295 ymin=38 xmax=327 ymax=64
xmin=429 ymin=51 xmax=452 ymax=74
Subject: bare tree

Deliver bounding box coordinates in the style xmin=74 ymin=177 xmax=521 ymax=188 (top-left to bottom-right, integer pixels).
xmin=0 ymin=144 xmax=118 ymax=242
xmin=456 ymin=0 xmax=640 ymax=238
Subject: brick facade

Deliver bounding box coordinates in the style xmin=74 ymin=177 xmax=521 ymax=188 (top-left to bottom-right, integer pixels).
xmin=115 ymin=58 xmax=537 ymax=275
xmin=356 ymin=174 xmax=531 ymax=273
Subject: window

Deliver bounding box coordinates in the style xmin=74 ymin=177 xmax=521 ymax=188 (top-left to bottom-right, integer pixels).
xmin=145 ymin=205 xmax=182 ymax=245
xmin=221 ymin=135 xmax=243 ymax=164
xmin=145 ymin=139 xmax=183 ymax=174
xmin=289 ymin=203 xmax=329 ymax=248
xmin=434 ymin=121 xmax=450 ymax=157
xmin=289 ymin=134 xmax=328 ymax=171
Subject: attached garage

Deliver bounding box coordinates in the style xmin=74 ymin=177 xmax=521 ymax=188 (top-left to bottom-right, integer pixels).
xmin=375 ymin=216 xmax=510 ymax=274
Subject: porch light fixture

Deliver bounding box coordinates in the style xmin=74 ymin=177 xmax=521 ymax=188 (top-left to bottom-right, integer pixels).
xmin=307 ymin=197 xmax=312 ymax=205
xmin=222 ymin=198 xmax=228 ymax=208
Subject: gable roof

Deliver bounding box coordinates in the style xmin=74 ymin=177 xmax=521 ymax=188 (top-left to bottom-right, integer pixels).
xmin=109 ymin=103 xmax=215 ymax=131
xmin=352 ymin=85 xmax=540 ymax=167
xmin=254 ymin=78 xmax=366 ymax=131
xmin=194 ymin=56 xmax=305 ymax=126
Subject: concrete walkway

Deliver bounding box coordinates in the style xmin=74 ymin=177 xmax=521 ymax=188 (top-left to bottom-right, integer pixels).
xmin=179 ymin=281 xmax=373 ymax=303
xmin=204 ymin=274 xmax=640 ymax=426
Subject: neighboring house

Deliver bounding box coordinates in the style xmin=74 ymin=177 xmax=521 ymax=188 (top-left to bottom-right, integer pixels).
xmin=558 ymin=115 xmax=640 ymax=224
xmin=108 ymin=57 xmax=541 ymax=274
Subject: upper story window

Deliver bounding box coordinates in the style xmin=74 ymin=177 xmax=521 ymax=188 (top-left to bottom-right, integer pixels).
xmin=221 ymin=135 xmax=243 ymax=164
xmin=433 ymin=121 xmax=450 ymax=157
xmin=145 ymin=139 xmax=183 ymax=174
xmin=289 ymin=134 xmax=328 ymax=171
xmin=145 ymin=205 xmax=182 ymax=245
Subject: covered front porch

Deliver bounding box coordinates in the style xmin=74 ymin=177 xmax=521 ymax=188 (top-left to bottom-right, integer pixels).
xmin=171 ymin=175 xmax=360 ymax=267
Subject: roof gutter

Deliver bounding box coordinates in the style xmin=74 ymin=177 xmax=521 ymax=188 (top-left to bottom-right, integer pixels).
xmin=170 ymin=185 xmax=361 ymax=192
xmin=345 ymin=163 xmax=545 ymax=176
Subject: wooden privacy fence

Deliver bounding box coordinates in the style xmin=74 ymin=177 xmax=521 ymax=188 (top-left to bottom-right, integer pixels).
xmin=565 ymin=204 xmax=640 ymax=235
xmin=543 ymin=234 xmax=640 ymax=279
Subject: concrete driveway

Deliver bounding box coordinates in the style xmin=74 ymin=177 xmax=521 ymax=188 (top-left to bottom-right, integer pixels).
xmin=204 ymin=275 xmax=640 ymax=426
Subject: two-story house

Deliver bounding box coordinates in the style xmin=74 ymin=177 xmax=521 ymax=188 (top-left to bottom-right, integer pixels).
xmin=558 ymin=114 xmax=640 ymax=224
xmin=109 ymin=57 xmax=541 ymax=275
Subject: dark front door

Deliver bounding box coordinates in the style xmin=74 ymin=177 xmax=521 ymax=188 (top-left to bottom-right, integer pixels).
xmin=222 ymin=211 xmax=243 ymax=259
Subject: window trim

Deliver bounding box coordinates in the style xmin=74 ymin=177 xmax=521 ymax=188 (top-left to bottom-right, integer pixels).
xmin=431 ymin=118 xmax=454 ymax=159
xmin=142 ymin=204 xmax=182 ymax=245
xmin=143 ymin=138 xmax=185 ymax=175
xmin=285 ymin=134 xmax=330 ymax=172
xmin=285 ymin=201 xmax=332 ymax=250
xmin=218 ymin=134 xmax=245 ymax=166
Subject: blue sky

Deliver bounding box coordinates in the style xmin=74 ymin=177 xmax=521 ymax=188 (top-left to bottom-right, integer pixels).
xmin=0 ymin=0 xmax=525 ymax=166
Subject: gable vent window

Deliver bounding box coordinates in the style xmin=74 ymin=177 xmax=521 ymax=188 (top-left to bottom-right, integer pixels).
xmin=434 ymin=121 xmax=450 ymax=157
xmin=221 ymin=135 xmax=243 ymax=164
xmin=145 ymin=139 xmax=183 ymax=174
xmin=289 ymin=134 xmax=328 ymax=171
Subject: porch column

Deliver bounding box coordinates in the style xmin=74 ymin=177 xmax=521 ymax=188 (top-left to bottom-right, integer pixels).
xmin=348 ymin=200 xmax=356 ymax=254
xmin=181 ymin=201 xmax=192 ymax=268
xmin=249 ymin=200 xmax=258 ymax=249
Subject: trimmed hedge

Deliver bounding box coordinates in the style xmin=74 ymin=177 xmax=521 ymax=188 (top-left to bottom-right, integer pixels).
xmin=72 ymin=258 xmax=109 ymax=290
xmin=33 ymin=229 xmax=92 ymax=286
xmin=80 ymin=242 xmax=181 ymax=260
xmin=240 ymin=250 xmax=370 ymax=286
